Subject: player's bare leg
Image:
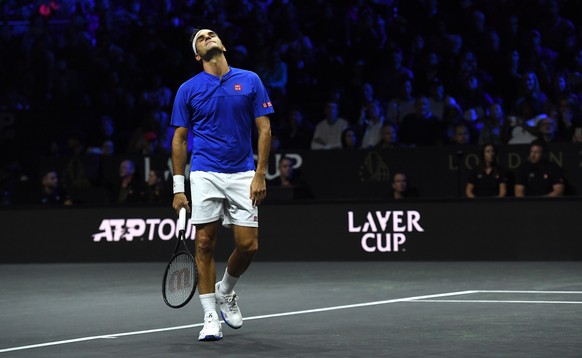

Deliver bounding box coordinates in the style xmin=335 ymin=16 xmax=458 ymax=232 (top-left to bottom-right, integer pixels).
xmin=215 ymin=225 xmax=258 ymax=329
xmin=195 ymin=221 xmax=223 ymax=341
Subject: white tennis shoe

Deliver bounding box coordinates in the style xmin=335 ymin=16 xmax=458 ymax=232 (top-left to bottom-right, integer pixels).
xmin=198 ymin=312 xmax=223 ymax=341
xmin=215 ymin=281 xmax=243 ymax=329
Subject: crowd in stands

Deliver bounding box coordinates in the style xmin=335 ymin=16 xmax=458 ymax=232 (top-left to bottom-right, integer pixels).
xmin=1 ymin=0 xmax=582 ymax=205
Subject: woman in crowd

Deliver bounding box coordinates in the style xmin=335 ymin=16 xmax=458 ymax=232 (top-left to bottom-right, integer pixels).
xmin=465 ymin=143 xmax=507 ymax=198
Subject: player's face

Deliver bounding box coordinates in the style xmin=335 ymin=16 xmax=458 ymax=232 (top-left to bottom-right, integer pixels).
xmin=194 ymin=30 xmax=225 ymax=57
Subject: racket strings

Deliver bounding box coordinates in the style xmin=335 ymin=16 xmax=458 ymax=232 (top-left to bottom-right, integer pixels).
xmin=164 ymin=253 xmax=196 ymax=307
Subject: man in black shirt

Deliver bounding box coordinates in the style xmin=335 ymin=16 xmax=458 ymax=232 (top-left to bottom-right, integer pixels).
xmin=514 ymin=140 xmax=564 ymax=197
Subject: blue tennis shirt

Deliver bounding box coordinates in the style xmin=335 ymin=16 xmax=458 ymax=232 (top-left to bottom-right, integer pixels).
xmin=171 ymin=67 xmax=274 ymax=173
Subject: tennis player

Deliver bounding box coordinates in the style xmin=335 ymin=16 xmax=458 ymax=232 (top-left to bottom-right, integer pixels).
xmin=170 ymin=28 xmax=273 ymax=341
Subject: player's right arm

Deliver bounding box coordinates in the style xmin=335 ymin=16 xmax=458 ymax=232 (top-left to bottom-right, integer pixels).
xmin=172 ymin=126 xmax=190 ymax=214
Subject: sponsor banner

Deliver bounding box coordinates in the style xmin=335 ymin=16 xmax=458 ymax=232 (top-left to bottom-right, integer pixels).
xmin=0 ymin=198 xmax=580 ymax=263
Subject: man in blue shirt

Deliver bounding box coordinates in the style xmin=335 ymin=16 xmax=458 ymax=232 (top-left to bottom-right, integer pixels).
xmin=171 ymin=28 xmax=273 ymax=341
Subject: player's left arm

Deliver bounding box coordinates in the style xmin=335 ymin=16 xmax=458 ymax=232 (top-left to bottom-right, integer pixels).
xmin=250 ymin=115 xmax=271 ymax=206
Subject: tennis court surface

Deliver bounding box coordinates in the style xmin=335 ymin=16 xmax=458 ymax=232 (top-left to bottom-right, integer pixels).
xmin=1 ymin=261 xmax=581 ymax=357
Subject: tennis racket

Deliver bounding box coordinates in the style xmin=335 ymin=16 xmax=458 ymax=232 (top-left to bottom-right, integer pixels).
xmin=162 ymin=208 xmax=197 ymax=308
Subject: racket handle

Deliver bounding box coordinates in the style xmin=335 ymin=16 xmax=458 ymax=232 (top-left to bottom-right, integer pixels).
xmin=178 ymin=207 xmax=187 ymax=232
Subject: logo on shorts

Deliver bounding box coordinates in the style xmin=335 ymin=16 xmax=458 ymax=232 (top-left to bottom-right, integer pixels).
xmin=234 ymin=84 xmax=242 ymax=91
xmin=262 ymin=101 xmax=272 ymax=108
xmin=254 ymin=215 xmax=258 ymax=222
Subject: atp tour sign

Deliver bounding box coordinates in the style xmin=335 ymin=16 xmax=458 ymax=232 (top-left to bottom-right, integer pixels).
xmin=92 ymin=217 xmax=196 ymax=242
xmin=347 ymin=210 xmax=424 ymax=253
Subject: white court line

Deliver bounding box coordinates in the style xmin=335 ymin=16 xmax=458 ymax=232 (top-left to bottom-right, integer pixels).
xmin=0 ymin=290 xmax=476 ymax=354
xmin=475 ymin=290 xmax=582 ymax=294
xmin=407 ymin=290 xmax=582 ymax=305
xmin=410 ymin=299 xmax=582 ymax=305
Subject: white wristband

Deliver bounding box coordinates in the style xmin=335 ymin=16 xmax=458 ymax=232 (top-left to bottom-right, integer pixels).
xmin=173 ymin=175 xmax=185 ymax=194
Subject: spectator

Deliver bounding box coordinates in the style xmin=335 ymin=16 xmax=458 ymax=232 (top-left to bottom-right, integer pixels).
xmin=465 ymin=143 xmax=507 ymax=198
xmin=358 ymin=100 xmax=385 ymax=148
xmin=108 ymin=159 xmax=144 ymax=204
xmin=37 ymin=169 xmax=73 ymax=206
xmin=478 ymin=103 xmax=510 ymax=145
xmin=280 ymin=107 xmax=313 ymax=150
xmin=398 ymin=96 xmax=445 ymax=146
xmin=375 ymin=47 xmax=414 ymax=101
xmin=311 ymin=100 xmax=349 ymax=150
xmin=142 ymin=169 xmax=169 ymax=205
xmin=389 ymin=172 xmax=418 ymax=200
xmin=534 ymin=115 xmax=561 ymax=144
xmin=341 ymin=127 xmax=360 ymax=149
xmin=269 ymin=156 xmax=296 ymax=188
xmin=449 ymin=123 xmax=472 ymax=146
xmin=375 ymin=123 xmax=401 ymax=149
xmin=268 ymin=156 xmax=313 ymax=199
xmin=386 ymin=79 xmax=416 ymax=125
xmin=514 ymin=70 xmax=548 ymax=121
xmin=514 ymin=140 xmax=564 ymax=197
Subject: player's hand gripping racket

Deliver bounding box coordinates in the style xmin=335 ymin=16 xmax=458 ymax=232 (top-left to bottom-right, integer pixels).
xmin=162 ymin=208 xmax=198 ymax=308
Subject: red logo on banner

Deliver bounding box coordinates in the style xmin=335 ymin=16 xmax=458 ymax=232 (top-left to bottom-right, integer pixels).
xmin=234 ymin=84 xmax=242 ymax=91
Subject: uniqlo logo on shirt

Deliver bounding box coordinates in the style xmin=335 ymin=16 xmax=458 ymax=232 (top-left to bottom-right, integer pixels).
xmin=262 ymin=101 xmax=272 ymax=108
xmin=234 ymin=84 xmax=242 ymax=91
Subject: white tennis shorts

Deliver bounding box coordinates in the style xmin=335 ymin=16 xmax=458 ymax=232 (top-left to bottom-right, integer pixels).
xmin=189 ymin=170 xmax=258 ymax=228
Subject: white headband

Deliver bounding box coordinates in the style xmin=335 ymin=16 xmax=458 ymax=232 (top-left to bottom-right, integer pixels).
xmin=192 ymin=29 xmax=212 ymax=55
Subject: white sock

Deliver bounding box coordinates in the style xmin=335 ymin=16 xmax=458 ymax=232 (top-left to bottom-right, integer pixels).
xmin=200 ymin=293 xmax=216 ymax=316
xmin=219 ymin=267 xmax=239 ymax=294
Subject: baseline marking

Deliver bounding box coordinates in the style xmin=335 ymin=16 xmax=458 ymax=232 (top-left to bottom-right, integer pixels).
xmin=0 ymin=290 xmax=476 ymax=353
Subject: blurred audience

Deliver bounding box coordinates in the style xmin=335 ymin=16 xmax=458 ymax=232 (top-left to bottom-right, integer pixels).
xmin=2 ymin=0 xmax=582 ymax=203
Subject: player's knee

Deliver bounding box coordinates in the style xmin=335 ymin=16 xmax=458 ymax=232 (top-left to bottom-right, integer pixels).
xmin=196 ymin=234 xmax=215 ymax=254
xmin=238 ymin=239 xmax=258 ymax=257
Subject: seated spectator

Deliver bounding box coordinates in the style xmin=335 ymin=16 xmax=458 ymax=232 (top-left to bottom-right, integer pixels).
xmin=449 ymin=123 xmax=472 ymax=146
xmin=358 ymin=100 xmax=385 ymax=148
xmin=268 ymin=156 xmax=313 ymax=199
xmin=341 ymin=127 xmax=360 ymax=149
xmin=398 ymin=96 xmax=445 ymax=146
xmin=376 ymin=47 xmax=414 ymax=101
xmin=108 ymin=159 xmax=144 ymax=204
xmin=142 ymin=169 xmax=170 ymax=204
xmin=280 ymin=107 xmax=313 ymax=150
xmin=375 ymin=123 xmax=402 ymax=149
xmin=534 ymin=115 xmax=561 ymax=144
xmin=465 ymin=143 xmax=507 ymax=198
xmin=514 ymin=140 xmax=564 ymax=197
xmin=456 ymin=73 xmax=494 ymax=121
xmin=553 ymin=96 xmax=580 ymax=142
xmin=478 ymin=103 xmax=510 ymax=145
xmin=311 ymin=100 xmax=349 ymax=150
xmin=389 ymin=172 xmax=418 ymax=200
xmin=385 ymin=79 xmax=416 ymax=125
xmin=37 ymin=169 xmax=73 ymax=206
xmin=513 ymin=70 xmax=548 ymax=121
xmin=269 ymin=156 xmax=297 ymax=188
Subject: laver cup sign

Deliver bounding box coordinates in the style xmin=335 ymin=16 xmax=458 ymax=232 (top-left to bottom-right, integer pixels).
xmin=92 ymin=217 xmax=196 ymax=242
xmin=347 ymin=210 xmax=424 ymax=253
